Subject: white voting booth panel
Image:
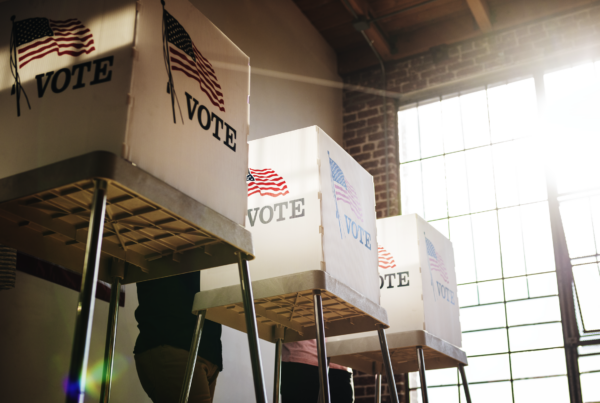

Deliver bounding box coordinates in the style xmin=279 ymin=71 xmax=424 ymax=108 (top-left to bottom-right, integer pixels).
xmin=329 ymin=214 xmax=462 ymax=347
xmin=201 ymin=126 xmax=380 ymax=304
xmin=0 ymin=0 xmax=249 ymax=226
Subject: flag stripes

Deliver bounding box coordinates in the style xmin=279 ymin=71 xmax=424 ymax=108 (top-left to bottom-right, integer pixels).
xmin=247 ymin=168 xmax=289 ymax=197
xmin=329 ymin=156 xmax=363 ymax=221
xmin=425 ymin=237 xmax=449 ymax=283
xmin=378 ymin=246 xmax=396 ymax=270
xmin=164 ymin=10 xmax=225 ymax=112
xmin=15 ymin=18 xmax=95 ymax=69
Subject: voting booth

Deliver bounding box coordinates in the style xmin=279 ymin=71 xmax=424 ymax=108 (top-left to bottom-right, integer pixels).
xmin=0 ymin=1 xmax=267 ymax=402
xmin=327 ymin=214 xmax=471 ymax=403
xmin=186 ymin=127 xmax=400 ymax=403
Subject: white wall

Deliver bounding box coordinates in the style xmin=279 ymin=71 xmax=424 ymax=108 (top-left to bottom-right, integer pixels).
xmin=191 ymin=0 xmax=343 ymax=143
xmin=0 ymin=1 xmax=342 ymax=402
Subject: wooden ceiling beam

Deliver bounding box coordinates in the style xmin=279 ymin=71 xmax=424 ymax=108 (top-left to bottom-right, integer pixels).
xmin=465 ymin=0 xmax=493 ymax=32
xmin=341 ymin=0 xmax=392 ymax=59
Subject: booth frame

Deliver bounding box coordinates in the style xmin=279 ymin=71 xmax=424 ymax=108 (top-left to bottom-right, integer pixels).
xmin=0 ymin=151 xmax=267 ymax=403
xmin=181 ymin=270 xmax=402 ymax=403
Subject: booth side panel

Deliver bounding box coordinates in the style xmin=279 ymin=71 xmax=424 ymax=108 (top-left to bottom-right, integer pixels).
xmin=318 ymin=128 xmax=379 ymax=305
xmin=0 ymin=0 xmax=136 ymax=180
xmin=417 ymin=215 xmax=462 ymax=347
xmin=127 ymin=0 xmax=250 ymax=226
xmin=200 ymin=128 xmax=322 ymax=290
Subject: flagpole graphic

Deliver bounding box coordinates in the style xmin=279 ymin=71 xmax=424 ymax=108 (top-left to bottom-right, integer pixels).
xmin=328 ymin=151 xmax=343 ymax=238
xmin=161 ymin=0 xmax=182 ymax=124
xmin=9 ymin=15 xmax=31 ymax=117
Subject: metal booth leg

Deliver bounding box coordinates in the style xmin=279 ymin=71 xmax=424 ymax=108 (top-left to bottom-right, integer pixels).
xmin=458 ymin=364 xmax=472 ymax=403
xmin=376 ymin=327 xmax=400 ymax=403
xmin=313 ymin=290 xmax=331 ymax=403
xmin=237 ymin=254 xmax=268 ymax=403
xmin=273 ymin=336 xmax=283 ymax=403
xmin=99 ymin=271 xmax=123 ymax=403
xmin=416 ymin=347 xmax=429 ymax=403
xmin=179 ymin=310 xmax=206 ymax=403
xmin=375 ymin=373 xmax=382 ymax=403
xmin=65 ymin=179 xmax=108 ymax=403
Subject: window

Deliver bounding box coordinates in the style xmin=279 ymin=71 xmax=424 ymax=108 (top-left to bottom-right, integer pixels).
xmin=398 ymin=71 xmax=600 ymax=402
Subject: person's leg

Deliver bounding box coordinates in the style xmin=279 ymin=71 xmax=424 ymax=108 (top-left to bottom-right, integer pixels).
xmin=134 ymin=345 xmax=217 ymax=403
xmin=329 ymin=368 xmax=353 ymax=403
xmin=281 ymin=362 xmax=320 ymax=403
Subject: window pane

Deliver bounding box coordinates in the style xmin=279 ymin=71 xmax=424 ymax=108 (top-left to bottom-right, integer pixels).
xmin=426 ymin=368 xmax=458 ymax=386
xmin=506 ymin=296 xmax=561 ymax=326
xmin=472 ymin=211 xmax=502 ymax=281
xmin=521 ymin=202 xmax=555 ymax=274
xmin=399 ymin=107 xmax=420 ymax=163
xmin=441 ymin=96 xmax=464 ymax=153
xmin=488 ymin=79 xmax=537 ymax=143
xmin=579 ymin=354 xmax=600 ymax=372
xmin=527 ymin=272 xmax=558 ymax=298
xmin=401 ymin=161 xmax=424 ymax=217
xmin=504 ymin=277 xmax=529 ymax=301
xmin=573 ymin=263 xmax=600 ymax=331
xmin=421 ymin=156 xmax=447 ymax=220
xmin=560 ymin=198 xmax=597 ymax=258
xmin=460 ymin=90 xmax=491 ymax=149
xmin=449 ymin=216 xmax=477 ymax=284
xmin=498 ymin=207 xmax=527 ymax=277
xmin=429 ymin=219 xmax=449 ymax=238
xmin=581 ymin=372 xmax=600 ymax=403
xmin=478 ymin=280 xmax=504 ymax=304
xmin=428 ymin=386 xmax=459 ymax=403
xmin=591 ymin=195 xmax=600 ymax=253
xmin=493 ymin=141 xmax=520 ymax=208
xmin=515 ymin=136 xmax=547 ymax=204
xmin=462 ymin=328 xmax=508 ymax=355
xmin=465 ymin=147 xmax=496 ymax=213
xmin=511 ymin=348 xmax=567 ymax=378
xmin=418 ymin=101 xmax=444 ymax=159
xmin=458 ymin=283 xmax=478 ymax=307
xmin=464 ymin=354 xmax=510 ymax=382
xmin=460 ymin=303 xmax=506 ymax=331
xmin=460 ymin=382 xmax=512 ymax=403
xmin=513 ymin=376 xmax=569 ymax=403
xmin=445 ymin=152 xmax=470 ymax=217
xmin=508 ymin=323 xmax=564 ymax=351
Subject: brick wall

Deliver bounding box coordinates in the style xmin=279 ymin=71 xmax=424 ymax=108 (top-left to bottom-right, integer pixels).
xmin=342 ymin=4 xmax=600 ymax=401
xmin=353 ymin=371 xmax=406 ymax=403
xmin=342 ymin=3 xmax=600 ymax=221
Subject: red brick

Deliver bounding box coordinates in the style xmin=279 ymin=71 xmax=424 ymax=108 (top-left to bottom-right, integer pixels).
xmin=345 ymin=120 xmax=366 ymax=131
xmin=460 ymin=47 xmax=489 ymax=60
xmin=363 ymin=143 xmax=375 ymax=152
xmin=459 ymin=42 xmax=474 ymax=52
xmin=518 ymin=31 xmax=547 ymax=45
xmin=345 ymin=136 xmax=366 ymax=147
xmin=358 ymin=108 xmax=379 ymax=119
xmin=349 ymin=146 xmax=361 ymax=155
xmin=427 ymin=72 xmax=456 ymax=85
xmin=448 ymin=59 xmax=474 ymax=71
xmin=456 ymin=64 xmax=483 ymax=77
xmin=356 ymin=125 xmax=378 ymax=137
xmin=343 ymin=113 xmax=357 ymax=123
xmin=362 ymin=160 xmax=379 ymax=170
xmin=420 ymin=66 xmax=448 ymax=79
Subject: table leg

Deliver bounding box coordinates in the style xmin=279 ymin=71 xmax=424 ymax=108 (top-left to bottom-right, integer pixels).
xmin=237 ymin=254 xmax=268 ymax=403
xmin=416 ymin=346 xmax=429 ymax=403
xmin=375 ymin=373 xmax=382 ymax=403
xmin=459 ymin=364 xmax=472 ymax=403
xmin=99 ymin=276 xmax=122 ymax=403
xmin=179 ymin=310 xmax=206 ymax=403
xmin=377 ymin=328 xmax=400 ymax=403
xmin=273 ymin=337 xmax=283 ymax=403
xmin=65 ymin=179 xmax=107 ymax=403
xmin=313 ymin=290 xmax=331 ymax=403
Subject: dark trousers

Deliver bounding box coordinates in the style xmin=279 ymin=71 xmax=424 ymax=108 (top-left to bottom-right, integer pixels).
xmin=281 ymin=362 xmax=354 ymax=403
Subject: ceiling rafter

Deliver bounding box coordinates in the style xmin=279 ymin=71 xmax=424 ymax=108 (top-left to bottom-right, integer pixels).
xmin=465 ymin=0 xmax=492 ymax=32
xmin=341 ymin=0 xmax=393 ymax=59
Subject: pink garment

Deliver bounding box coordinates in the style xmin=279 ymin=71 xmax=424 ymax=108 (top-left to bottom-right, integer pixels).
xmin=282 ymin=339 xmax=348 ymax=371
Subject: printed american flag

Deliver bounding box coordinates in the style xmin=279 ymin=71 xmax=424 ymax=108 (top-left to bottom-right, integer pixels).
xmin=14 ymin=17 xmax=95 ymax=69
xmin=247 ymin=168 xmax=289 ymax=197
xmin=378 ymin=246 xmax=396 ymax=270
xmin=425 ymin=236 xmax=449 ymax=283
xmin=164 ymin=10 xmax=225 ymax=112
xmin=329 ymin=157 xmax=363 ymax=221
